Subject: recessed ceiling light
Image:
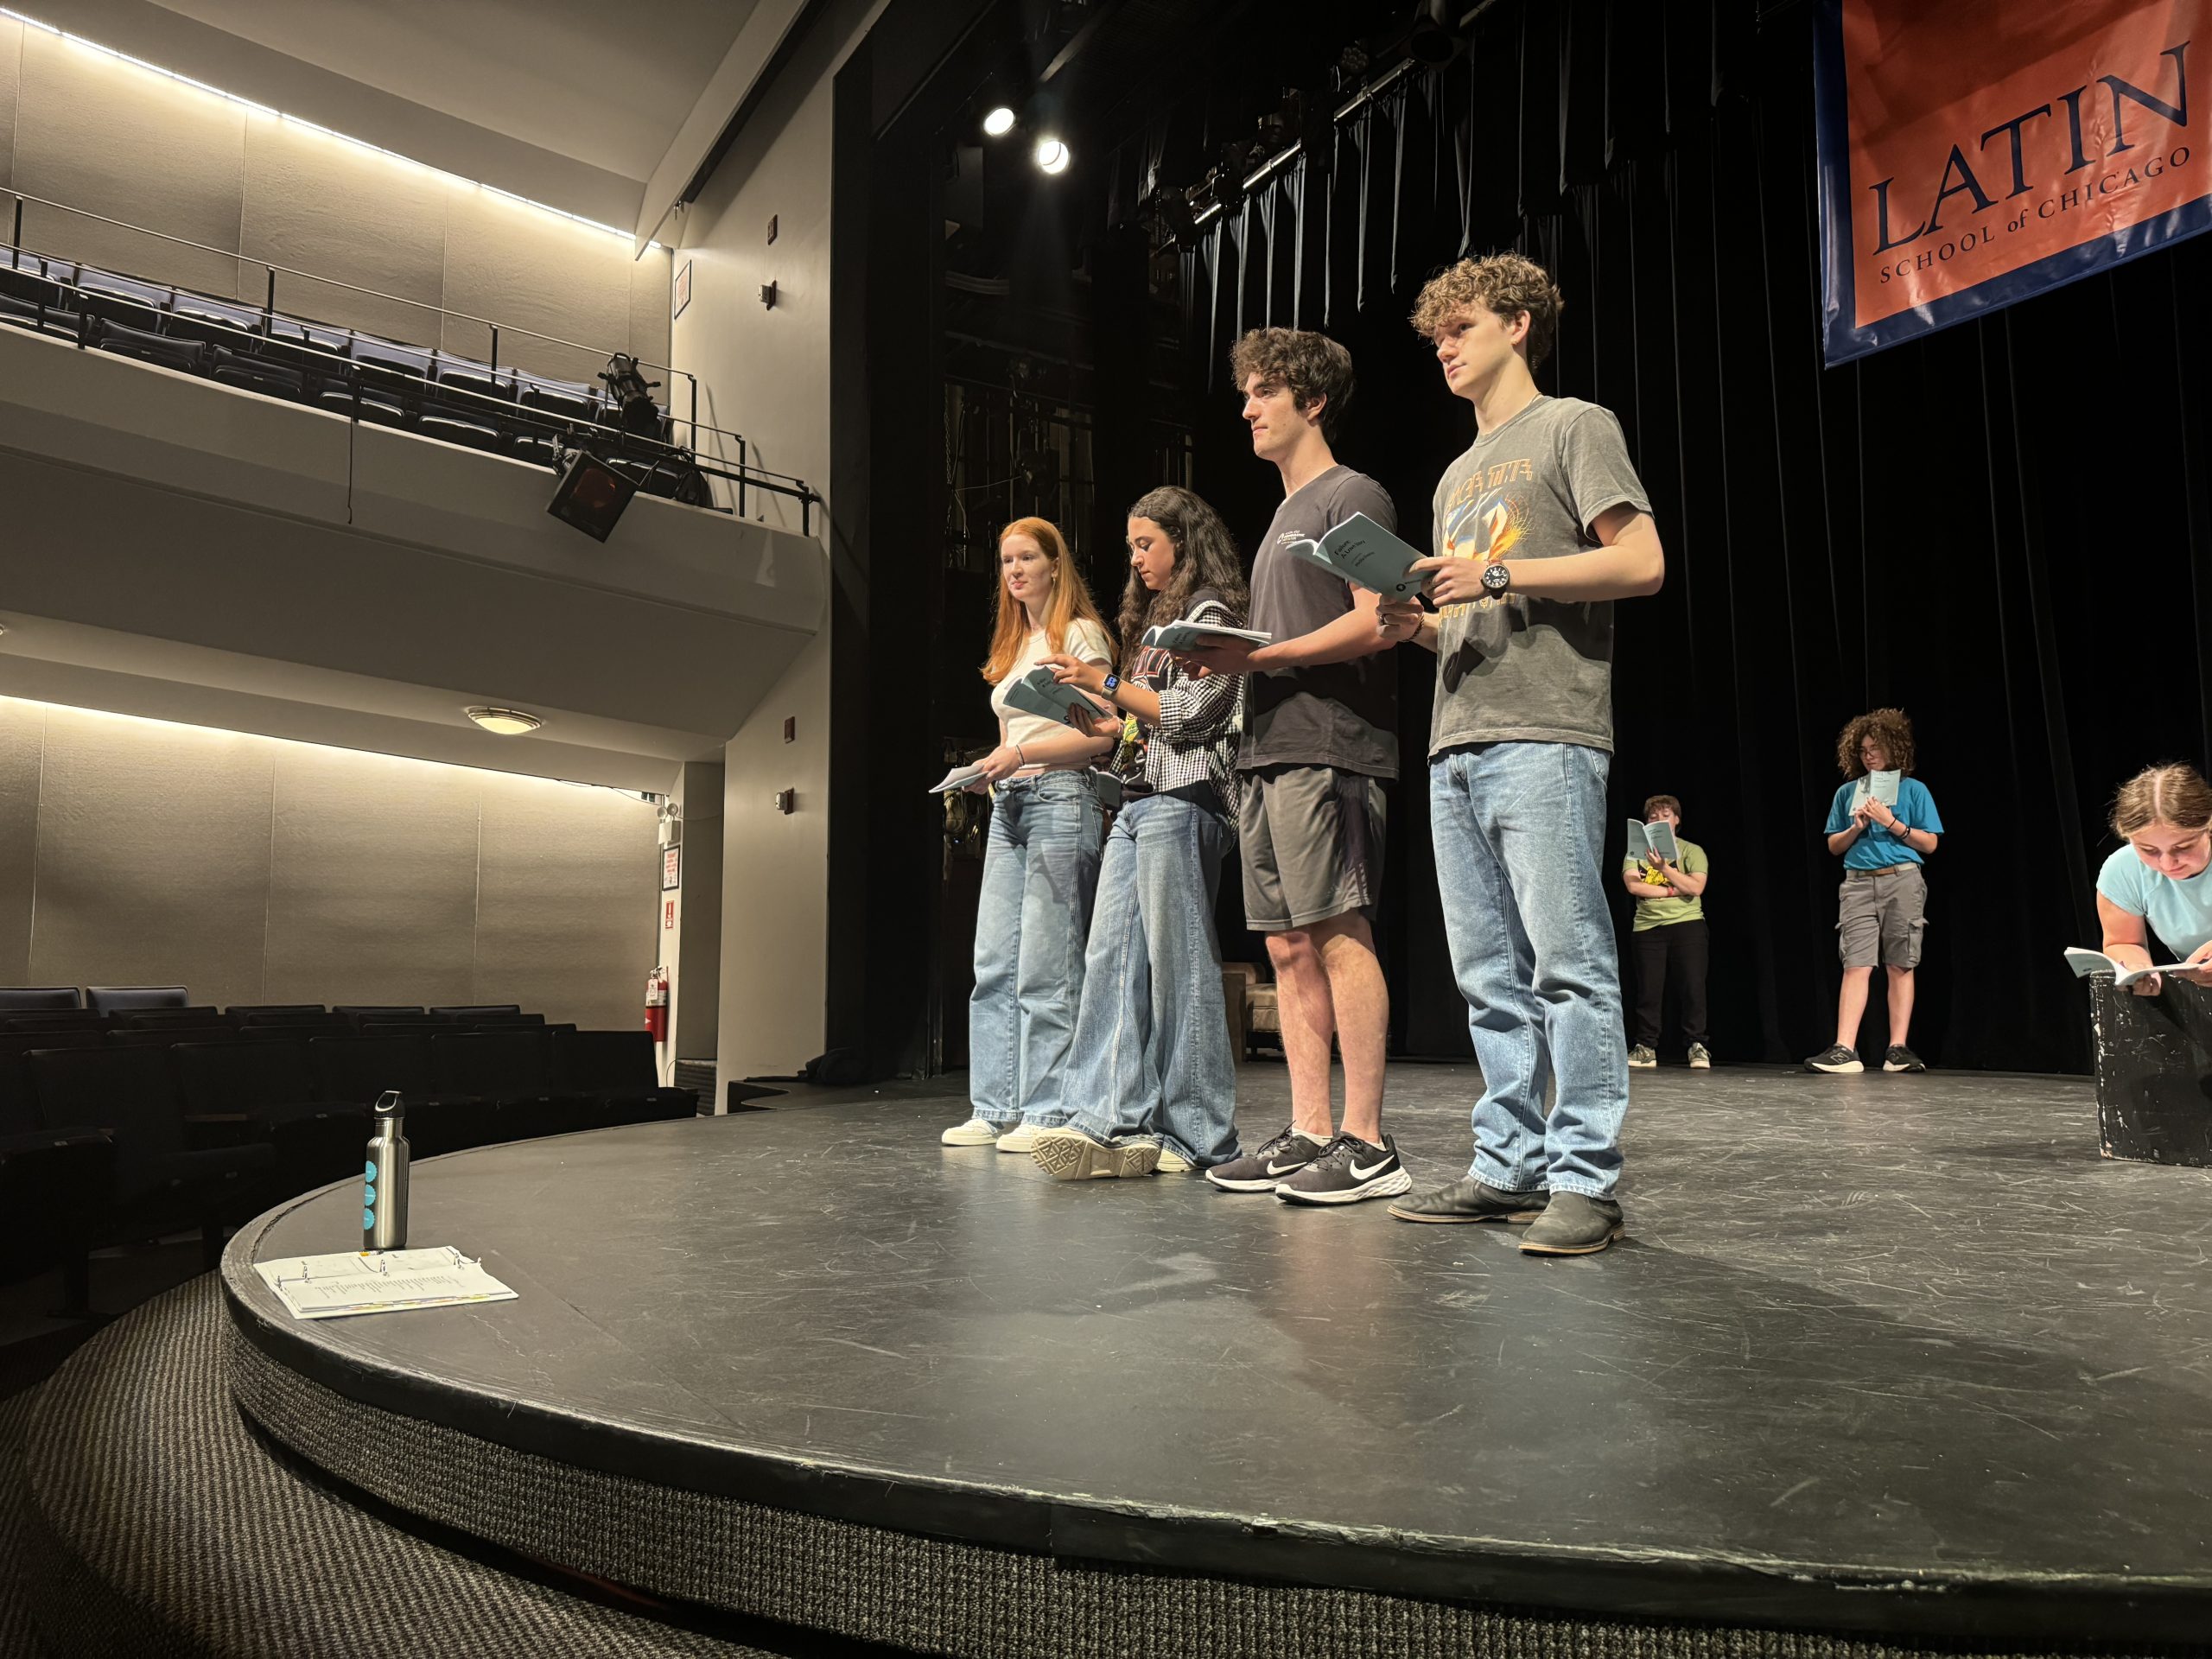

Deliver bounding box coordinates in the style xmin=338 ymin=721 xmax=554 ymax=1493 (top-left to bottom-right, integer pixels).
xmin=982 ymin=105 xmax=1017 ymax=137
xmin=1034 ymin=137 xmax=1071 ymax=175
xmin=465 ymin=706 xmax=543 ymax=735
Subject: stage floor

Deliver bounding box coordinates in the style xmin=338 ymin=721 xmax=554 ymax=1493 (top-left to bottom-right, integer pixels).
xmin=223 ymin=1062 xmax=2212 ymax=1644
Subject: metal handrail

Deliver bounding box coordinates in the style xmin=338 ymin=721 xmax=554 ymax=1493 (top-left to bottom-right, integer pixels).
xmin=4 ymin=253 xmax=820 ymax=531
xmin=3 ymin=186 xmax=698 ymax=424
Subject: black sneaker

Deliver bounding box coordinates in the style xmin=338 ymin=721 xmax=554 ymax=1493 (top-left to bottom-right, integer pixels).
xmin=1205 ymin=1125 xmax=1328 ymax=1192
xmin=1274 ymin=1133 xmax=1412 ymax=1206
xmin=1520 ymin=1192 xmax=1624 ymax=1255
xmin=1804 ymin=1044 xmax=1864 ymax=1074
xmin=1388 ymin=1178 xmax=1548 ymax=1224
xmin=1883 ymin=1044 xmax=1926 ymax=1073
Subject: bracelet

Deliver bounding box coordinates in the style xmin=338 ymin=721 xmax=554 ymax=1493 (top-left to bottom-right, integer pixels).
xmin=1013 ymin=743 xmax=1026 ymax=766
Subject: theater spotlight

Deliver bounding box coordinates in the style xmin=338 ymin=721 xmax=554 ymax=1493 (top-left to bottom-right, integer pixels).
xmin=546 ymin=448 xmax=638 ymax=542
xmin=982 ymin=105 xmax=1018 ymax=137
xmin=1034 ymin=137 xmax=1071 ymax=175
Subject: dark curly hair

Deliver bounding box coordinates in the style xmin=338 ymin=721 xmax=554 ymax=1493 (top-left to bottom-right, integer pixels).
xmin=1117 ymin=486 xmax=1249 ymax=664
xmin=1228 ymin=328 xmax=1354 ymax=442
xmin=1836 ymin=708 xmax=1917 ymax=779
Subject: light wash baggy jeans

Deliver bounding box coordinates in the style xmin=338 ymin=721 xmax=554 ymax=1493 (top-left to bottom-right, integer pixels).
xmin=969 ymin=770 xmax=1107 ymax=1127
xmin=1035 ymin=791 xmax=1238 ymax=1166
xmin=1428 ymin=741 xmax=1628 ymax=1198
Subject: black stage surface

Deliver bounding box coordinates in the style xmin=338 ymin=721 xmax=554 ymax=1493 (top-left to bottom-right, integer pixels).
xmin=222 ymin=1064 xmax=2212 ymax=1651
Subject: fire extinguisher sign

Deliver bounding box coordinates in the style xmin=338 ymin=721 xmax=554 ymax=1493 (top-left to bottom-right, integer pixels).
xmin=664 ymin=899 xmax=677 ymax=930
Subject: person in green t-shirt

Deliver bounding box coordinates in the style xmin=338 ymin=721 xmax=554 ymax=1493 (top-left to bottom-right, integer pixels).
xmin=1620 ymin=794 xmax=1710 ymax=1069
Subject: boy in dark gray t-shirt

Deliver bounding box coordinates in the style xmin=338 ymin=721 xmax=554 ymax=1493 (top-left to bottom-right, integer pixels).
xmin=1378 ymin=254 xmax=1665 ymax=1257
xmin=1174 ymin=328 xmax=1408 ymax=1210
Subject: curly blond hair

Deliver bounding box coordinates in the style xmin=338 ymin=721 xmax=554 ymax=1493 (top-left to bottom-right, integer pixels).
xmin=1409 ymin=252 xmax=1565 ymax=370
xmin=1836 ymin=709 xmax=1916 ymax=779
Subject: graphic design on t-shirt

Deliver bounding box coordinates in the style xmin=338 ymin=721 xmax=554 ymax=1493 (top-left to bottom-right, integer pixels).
xmin=1436 ymin=457 xmax=1537 ymax=620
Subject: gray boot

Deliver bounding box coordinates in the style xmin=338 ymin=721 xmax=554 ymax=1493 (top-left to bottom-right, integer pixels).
xmin=1520 ymin=1192 xmax=1624 ymax=1255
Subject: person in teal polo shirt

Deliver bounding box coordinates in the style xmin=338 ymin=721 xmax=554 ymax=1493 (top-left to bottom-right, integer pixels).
xmin=1806 ymin=709 xmax=1943 ymax=1075
xmin=2095 ymin=763 xmax=2212 ymax=994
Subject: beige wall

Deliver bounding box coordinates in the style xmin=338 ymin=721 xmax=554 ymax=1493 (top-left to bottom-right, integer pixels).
xmin=675 ymin=4 xmax=874 ymax=1086
xmin=0 ymin=18 xmax=670 ymax=386
xmin=0 ymin=696 xmax=657 ymax=1025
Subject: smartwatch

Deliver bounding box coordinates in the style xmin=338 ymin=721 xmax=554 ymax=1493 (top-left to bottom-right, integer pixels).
xmin=1480 ymin=561 xmax=1512 ymax=601
xmin=1100 ymin=674 xmax=1120 ymax=696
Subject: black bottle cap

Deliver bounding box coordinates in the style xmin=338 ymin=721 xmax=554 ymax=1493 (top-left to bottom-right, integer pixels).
xmin=371 ymin=1090 xmax=405 ymax=1122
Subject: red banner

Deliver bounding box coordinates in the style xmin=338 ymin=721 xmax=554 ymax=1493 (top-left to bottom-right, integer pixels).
xmin=1815 ymin=0 xmax=2211 ymax=364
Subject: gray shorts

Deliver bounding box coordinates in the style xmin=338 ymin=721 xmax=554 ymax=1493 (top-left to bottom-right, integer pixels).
xmin=1838 ymin=865 xmax=1927 ymax=969
xmin=1238 ymin=766 xmax=1386 ymax=932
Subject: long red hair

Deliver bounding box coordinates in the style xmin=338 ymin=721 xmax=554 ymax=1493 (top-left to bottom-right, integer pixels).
xmin=980 ymin=518 xmax=1114 ymax=683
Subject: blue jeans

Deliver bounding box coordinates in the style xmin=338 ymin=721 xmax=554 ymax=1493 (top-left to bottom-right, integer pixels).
xmin=1429 ymin=742 xmax=1627 ymax=1198
xmin=969 ymin=771 xmax=1107 ymax=1126
xmin=1039 ymin=793 xmax=1237 ymax=1166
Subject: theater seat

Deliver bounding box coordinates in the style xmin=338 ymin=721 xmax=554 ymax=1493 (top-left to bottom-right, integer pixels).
xmin=0 ymin=988 xmax=85 ymax=1012
xmin=308 ymin=1033 xmax=493 ymax=1157
xmin=172 ymin=1039 xmax=361 ymax=1198
xmin=416 ymin=411 xmax=505 ymax=454
xmin=166 ymin=295 xmax=264 ymax=346
xmin=106 ymin=1027 xmax=232 ymax=1047
xmin=26 ymin=1046 xmax=275 ymax=1255
xmin=87 ymin=986 xmax=191 ymax=1014
xmin=552 ymin=1030 xmax=697 ymax=1129
xmin=208 ymin=347 xmax=306 ymax=401
xmin=430 ymin=1030 xmax=584 ymax=1141
xmin=0 ymin=1012 xmax=105 ymax=1033
xmin=76 ymin=268 xmax=172 ymax=332
xmin=0 ymin=1045 xmax=114 ymax=1311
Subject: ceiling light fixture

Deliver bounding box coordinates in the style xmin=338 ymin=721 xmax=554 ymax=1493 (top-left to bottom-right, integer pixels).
xmin=982 ymin=105 xmax=1018 ymax=137
xmin=1034 ymin=137 xmax=1071 ymax=175
xmin=465 ymin=707 xmax=543 ymax=736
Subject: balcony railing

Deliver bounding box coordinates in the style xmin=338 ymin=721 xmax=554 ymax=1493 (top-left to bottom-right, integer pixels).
xmin=3 ymin=188 xmax=818 ymax=533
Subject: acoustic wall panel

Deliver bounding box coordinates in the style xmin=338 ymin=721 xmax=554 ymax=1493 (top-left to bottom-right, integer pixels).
xmin=440 ymin=185 xmax=632 ymax=387
xmin=11 ymin=29 xmax=244 ymax=297
xmin=238 ymin=111 xmax=448 ymax=344
xmin=264 ymin=743 xmax=479 ymax=1009
xmin=28 ymin=703 xmax=274 ymax=1009
xmin=0 ymin=18 xmax=21 ymax=194
xmin=474 ymin=772 xmax=652 ymax=1031
xmin=0 ymin=699 xmax=43 ymax=982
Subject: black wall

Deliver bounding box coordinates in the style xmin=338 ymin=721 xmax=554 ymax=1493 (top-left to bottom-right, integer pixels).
xmin=1160 ymin=0 xmax=2212 ymax=1072
xmin=833 ymin=0 xmax=2212 ymax=1077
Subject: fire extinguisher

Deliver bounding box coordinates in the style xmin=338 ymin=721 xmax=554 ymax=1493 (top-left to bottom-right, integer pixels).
xmin=645 ymin=965 xmax=669 ymax=1045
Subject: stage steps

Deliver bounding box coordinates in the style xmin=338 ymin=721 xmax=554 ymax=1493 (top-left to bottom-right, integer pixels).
xmin=0 ymin=1275 xmax=870 ymax=1656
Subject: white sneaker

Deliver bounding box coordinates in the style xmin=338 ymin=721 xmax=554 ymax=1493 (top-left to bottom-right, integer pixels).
xmin=997 ymin=1122 xmax=1039 ymax=1154
xmin=940 ymin=1116 xmax=1001 ymax=1147
xmin=1155 ymin=1146 xmax=1192 ymax=1173
xmin=1688 ymin=1043 xmax=1713 ymax=1070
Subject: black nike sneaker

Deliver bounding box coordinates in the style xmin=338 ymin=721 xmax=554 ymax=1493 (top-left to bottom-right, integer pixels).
xmin=1274 ymin=1133 xmax=1412 ymax=1206
xmin=1204 ymin=1124 xmax=1329 ymax=1192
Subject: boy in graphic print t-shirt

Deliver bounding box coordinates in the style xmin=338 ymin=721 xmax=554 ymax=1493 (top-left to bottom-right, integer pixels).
xmin=1376 ymin=253 xmax=1665 ymax=1257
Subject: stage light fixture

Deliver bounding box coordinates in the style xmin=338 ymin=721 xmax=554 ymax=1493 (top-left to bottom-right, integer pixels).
xmin=465 ymin=707 xmax=543 ymax=736
xmin=982 ymin=105 xmax=1017 ymax=137
xmin=1034 ymin=137 xmax=1071 ymax=175
xmin=545 ymin=448 xmax=638 ymax=542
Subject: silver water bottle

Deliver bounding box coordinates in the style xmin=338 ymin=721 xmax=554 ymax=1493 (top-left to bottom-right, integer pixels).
xmin=364 ymin=1090 xmax=410 ymax=1252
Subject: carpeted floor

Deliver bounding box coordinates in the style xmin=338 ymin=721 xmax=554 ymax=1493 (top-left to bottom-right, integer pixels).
xmin=6 ymin=1274 xmax=906 ymax=1657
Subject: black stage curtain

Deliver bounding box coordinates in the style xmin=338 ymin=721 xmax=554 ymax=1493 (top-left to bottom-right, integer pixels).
xmin=1148 ymin=0 xmax=2212 ymax=1072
